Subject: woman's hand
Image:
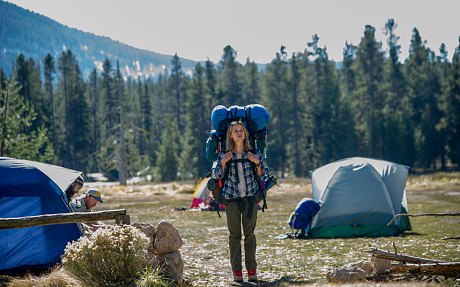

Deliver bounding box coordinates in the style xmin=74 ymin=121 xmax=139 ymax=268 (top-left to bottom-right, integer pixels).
xmin=221 ymin=151 xmax=233 ymax=169
xmin=249 ymin=152 xmax=263 ymax=176
xmin=248 ymin=152 xmax=260 ymax=165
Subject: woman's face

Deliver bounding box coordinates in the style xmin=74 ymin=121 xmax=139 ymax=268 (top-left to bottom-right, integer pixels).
xmin=231 ymin=124 xmax=245 ymax=143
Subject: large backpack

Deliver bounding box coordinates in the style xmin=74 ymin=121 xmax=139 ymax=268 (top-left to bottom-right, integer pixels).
xmin=288 ymin=198 xmax=321 ymax=238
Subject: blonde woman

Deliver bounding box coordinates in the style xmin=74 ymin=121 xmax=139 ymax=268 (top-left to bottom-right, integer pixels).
xmin=213 ymin=120 xmax=266 ymax=283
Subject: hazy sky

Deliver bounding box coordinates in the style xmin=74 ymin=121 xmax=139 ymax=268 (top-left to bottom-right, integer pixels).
xmin=7 ymin=0 xmax=460 ymax=64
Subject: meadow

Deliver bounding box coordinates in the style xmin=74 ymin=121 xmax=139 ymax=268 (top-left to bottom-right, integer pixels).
xmin=5 ymin=172 xmax=459 ymax=287
xmin=93 ymin=171 xmax=460 ymax=286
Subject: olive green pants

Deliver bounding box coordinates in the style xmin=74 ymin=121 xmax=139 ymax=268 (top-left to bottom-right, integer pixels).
xmin=225 ymin=198 xmax=258 ymax=271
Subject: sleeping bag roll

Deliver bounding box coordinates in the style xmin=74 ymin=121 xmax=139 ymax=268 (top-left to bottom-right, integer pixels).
xmin=211 ymin=104 xmax=270 ymax=132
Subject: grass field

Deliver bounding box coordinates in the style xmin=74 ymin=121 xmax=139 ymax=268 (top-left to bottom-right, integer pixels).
xmin=87 ymin=171 xmax=460 ymax=286
xmin=6 ymin=172 xmax=460 ymax=287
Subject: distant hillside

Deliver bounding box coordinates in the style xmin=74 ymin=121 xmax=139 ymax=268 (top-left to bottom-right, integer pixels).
xmin=0 ymin=1 xmax=198 ymax=79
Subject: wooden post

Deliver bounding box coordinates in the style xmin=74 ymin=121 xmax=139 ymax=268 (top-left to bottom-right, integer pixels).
xmin=0 ymin=209 xmax=128 ymax=230
xmin=392 ymin=262 xmax=460 ymax=277
xmin=115 ymin=214 xmax=131 ymax=225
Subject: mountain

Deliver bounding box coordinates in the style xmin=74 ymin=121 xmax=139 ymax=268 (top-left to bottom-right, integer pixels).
xmin=0 ymin=1 xmax=198 ymax=79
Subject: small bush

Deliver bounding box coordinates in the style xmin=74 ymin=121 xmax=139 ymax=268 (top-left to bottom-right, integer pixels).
xmin=136 ymin=266 xmax=174 ymax=287
xmin=62 ymin=225 xmax=149 ymax=287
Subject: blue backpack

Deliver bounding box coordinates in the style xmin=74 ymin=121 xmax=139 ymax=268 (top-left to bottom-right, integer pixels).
xmin=206 ymin=104 xmax=270 ymax=162
xmin=288 ymin=198 xmax=321 ymax=232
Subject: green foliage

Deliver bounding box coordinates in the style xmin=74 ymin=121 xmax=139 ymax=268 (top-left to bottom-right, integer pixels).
xmin=3 ymin=19 xmax=460 ymax=182
xmin=0 ymin=78 xmax=54 ymax=161
xmin=136 ymin=266 xmax=174 ymax=287
xmin=156 ymin=117 xmax=179 ymax=182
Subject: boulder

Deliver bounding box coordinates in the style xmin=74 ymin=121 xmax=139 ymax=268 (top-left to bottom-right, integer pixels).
xmin=154 ymin=221 xmax=184 ymax=255
xmin=326 ymin=266 xmax=367 ymax=283
xmin=347 ymin=260 xmax=373 ymax=275
xmin=164 ymin=251 xmax=184 ymax=286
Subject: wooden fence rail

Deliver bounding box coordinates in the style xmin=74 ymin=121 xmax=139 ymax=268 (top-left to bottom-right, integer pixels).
xmin=0 ymin=209 xmax=130 ymax=230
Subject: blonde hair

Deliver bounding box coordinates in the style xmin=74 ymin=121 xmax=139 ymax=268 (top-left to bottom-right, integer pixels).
xmin=226 ymin=122 xmax=252 ymax=152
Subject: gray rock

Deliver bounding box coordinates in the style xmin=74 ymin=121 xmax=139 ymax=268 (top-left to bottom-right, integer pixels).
xmin=346 ymin=260 xmax=373 ymax=275
xmin=164 ymin=251 xmax=184 ymax=286
xmin=326 ymin=266 xmax=367 ymax=283
xmin=154 ymin=221 xmax=184 ymax=255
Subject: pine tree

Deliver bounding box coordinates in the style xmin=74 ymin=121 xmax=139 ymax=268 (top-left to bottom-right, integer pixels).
xmin=352 ymin=25 xmax=386 ymax=157
xmin=219 ymin=45 xmax=242 ymax=105
xmin=262 ymin=47 xmax=289 ymax=177
xmin=70 ymin=63 xmax=91 ymax=171
xmin=156 ymin=116 xmax=179 ymax=182
xmin=287 ymin=52 xmax=304 ymax=176
xmin=205 ymin=59 xmax=218 ymax=110
xmin=13 ymin=54 xmax=45 ymax=130
xmin=169 ymin=54 xmax=187 ymax=132
xmin=57 ymin=50 xmax=77 ymax=166
xmin=243 ymin=59 xmax=261 ymax=104
xmin=43 ymin=53 xmax=56 ymax=143
xmin=438 ymin=39 xmax=460 ymax=165
xmin=304 ymin=35 xmax=342 ymax=166
xmin=116 ymin=60 xmax=127 ymax=185
xmin=0 ymin=78 xmax=53 ymax=161
xmin=382 ymin=19 xmax=413 ymax=165
xmin=179 ymin=63 xmax=209 ymax=179
xmin=88 ymin=68 xmax=100 ymax=171
xmin=405 ymin=28 xmax=443 ymax=168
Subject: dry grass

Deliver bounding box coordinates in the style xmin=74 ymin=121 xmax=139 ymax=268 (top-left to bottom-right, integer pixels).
xmin=4 ymin=172 xmax=460 ymax=287
xmin=7 ymin=267 xmax=81 ymax=287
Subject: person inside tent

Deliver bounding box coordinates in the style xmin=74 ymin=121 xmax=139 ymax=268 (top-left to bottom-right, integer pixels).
xmin=213 ymin=119 xmax=266 ymax=283
xmin=70 ymin=189 xmax=103 ymax=212
xmin=71 ymin=189 xmax=104 ymax=233
xmin=65 ymin=175 xmax=84 ymax=200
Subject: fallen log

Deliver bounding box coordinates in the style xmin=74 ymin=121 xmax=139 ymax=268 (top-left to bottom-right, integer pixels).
xmin=392 ymin=262 xmax=460 ymax=277
xmin=364 ymin=248 xmax=445 ymax=264
xmin=387 ymin=212 xmax=460 ymax=226
xmin=0 ymin=209 xmax=129 ymax=229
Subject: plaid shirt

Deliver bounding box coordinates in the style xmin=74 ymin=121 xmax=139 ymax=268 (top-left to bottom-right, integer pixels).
xmin=213 ymin=150 xmax=267 ymax=200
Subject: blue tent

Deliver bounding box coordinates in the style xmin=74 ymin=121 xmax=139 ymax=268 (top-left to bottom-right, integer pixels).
xmin=0 ymin=157 xmax=83 ymax=272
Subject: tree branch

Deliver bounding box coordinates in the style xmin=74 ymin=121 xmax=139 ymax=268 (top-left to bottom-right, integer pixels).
xmin=387 ymin=212 xmax=460 ymax=226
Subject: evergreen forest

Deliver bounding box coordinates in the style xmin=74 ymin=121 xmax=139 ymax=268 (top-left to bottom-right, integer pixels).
xmin=1 ymin=22 xmax=460 ymax=183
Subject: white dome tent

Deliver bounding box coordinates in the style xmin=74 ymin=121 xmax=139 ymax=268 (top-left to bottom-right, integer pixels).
xmin=309 ymin=157 xmax=411 ymax=238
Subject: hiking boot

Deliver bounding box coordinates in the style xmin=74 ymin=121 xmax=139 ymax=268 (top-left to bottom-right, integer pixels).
xmin=247 ymin=268 xmax=258 ymax=282
xmin=233 ymin=270 xmax=243 ymax=282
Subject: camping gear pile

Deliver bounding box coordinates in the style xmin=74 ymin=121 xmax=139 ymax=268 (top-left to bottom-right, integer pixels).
xmin=288 ymin=157 xmax=411 ymax=238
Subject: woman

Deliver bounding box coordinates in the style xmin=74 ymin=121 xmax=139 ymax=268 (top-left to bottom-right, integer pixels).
xmin=213 ymin=120 xmax=266 ymax=283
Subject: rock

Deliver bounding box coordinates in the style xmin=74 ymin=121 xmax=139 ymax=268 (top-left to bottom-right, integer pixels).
xmin=326 ymin=266 xmax=367 ymax=283
xmin=132 ymin=223 xmax=156 ymax=253
xmin=154 ymin=221 xmax=184 ymax=255
xmin=346 ymin=260 xmax=373 ymax=275
xmin=371 ymin=255 xmax=392 ymax=274
xmin=164 ymin=251 xmax=184 ymax=286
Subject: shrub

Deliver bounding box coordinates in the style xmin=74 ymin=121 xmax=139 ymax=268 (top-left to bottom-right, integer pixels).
xmin=62 ymin=225 xmax=149 ymax=287
xmin=136 ymin=266 xmax=174 ymax=287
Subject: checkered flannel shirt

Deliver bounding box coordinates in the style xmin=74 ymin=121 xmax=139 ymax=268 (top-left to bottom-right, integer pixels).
xmin=213 ymin=150 xmax=267 ymax=200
